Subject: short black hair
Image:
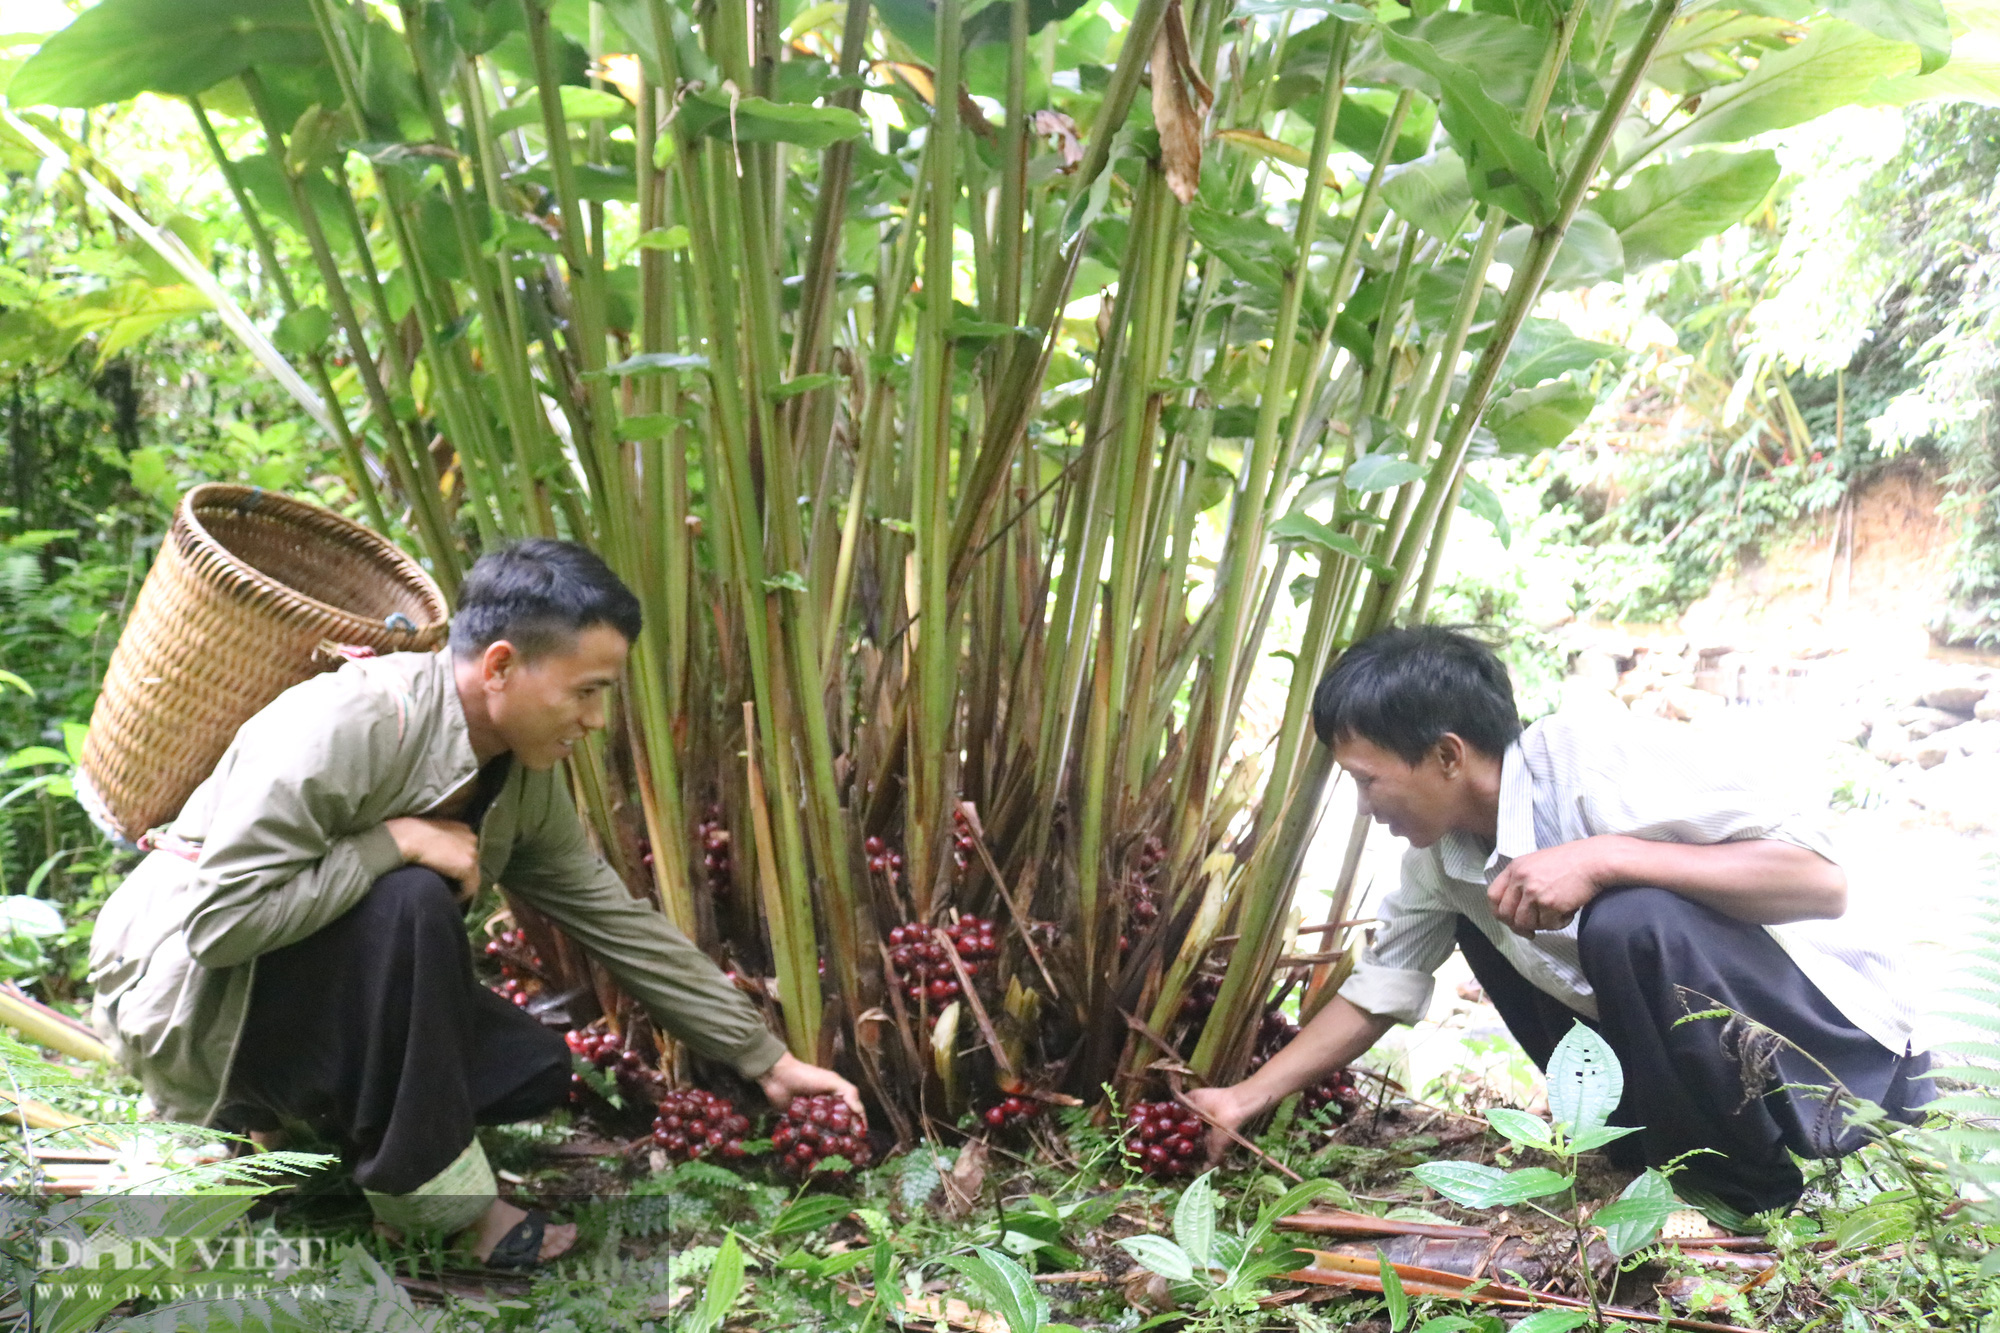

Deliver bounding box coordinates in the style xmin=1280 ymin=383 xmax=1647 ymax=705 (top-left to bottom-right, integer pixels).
xmin=449 ymin=539 xmax=642 ymax=660
xmin=1311 ymin=626 xmax=1521 ymax=763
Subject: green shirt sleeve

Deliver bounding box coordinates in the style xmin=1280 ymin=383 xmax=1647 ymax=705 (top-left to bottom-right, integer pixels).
xmin=499 ymin=768 xmax=787 ymax=1081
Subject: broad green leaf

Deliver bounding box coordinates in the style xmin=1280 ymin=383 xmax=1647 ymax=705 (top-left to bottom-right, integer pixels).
xmin=1173 ymin=1171 xmax=1218 ymax=1269
xmin=488 ymin=84 xmax=634 ymax=136
xmin=773 ymin=373 xmax=840 ymax=401
xmin=1596 ymin=1169 xmax=1674 ymax=1257
xmin=1678 ymin=20 xmax=1919 ymax=148
xmin=1188 ymin=204 xmax=1294 ymax=297
xmin=770 ymin=1193 xmax=851 ymax=1239
xmin=1269 ymin=512 xmax=1368 ymax=562
xmin=1591 ymin=150 xmax=1781 ymax=267
xmin=0 ymin=898 xmax=64 ymax=938
xmin=637 ymin=225 xmax=692 ymax=251
xmin=1379 ymin=32 xmax=1558 ymax=225
xmin=1 ymin=748 xmax=69 ymax=770
xmin=10 ymin=0 xmax=322 ymax=107
xmin=442 ymin=0 xmax=526 ymax=56
xmin=1547 ymin=1021 xmax=1622 ymax=1135
xmin=1412 ymin=1320 xmax=1487 ymax=1333
xmin=1116 ymin=1233 xmax=1196 ymax=1281
xmin=1483 ymin=378 xmax=1598 ymax=455
xmin=1501 ymin=319 xmax=1628 ymax=390
xmin=1382 ymin=151 xmax=1474 ymax=242
xmin=1483 ymin=1106 xmax=1550 ymax=1148
xmin=688 ymin=1232 xmax=743 ymax=1333
xmin=679 ymin=92 xmax=867 ymax=149
xmin=1567 ymin=1123 xmax=1640 ymax=1153
xmin=1826 ymin=0 xmax=1952 ymax=75
xmin=1378 ymin=1250 xmax=1409 ymax=1331
xmin=1410 ymin=1161 xmax=1571 ymax=1207
xmin=0 ymin=671 xmax=32 ymax=698
xmin=271 ymin=305 xmax=332 ymax=357
xmin=1835 ymin=1197 xmax=1917 ymax=1251
xmin=941 ymin=1248 xmax=1049 ymax=1333
xmin=1510 ymin=1312 xmax=1589 ymax=1333
xmin=1345 ymin=456 xmax=1429 ymax=492
xmin=1496 ymin=213 xmax=1625 ymax=293
xmin=1236 ymin=0 xmax=1376 ymax=18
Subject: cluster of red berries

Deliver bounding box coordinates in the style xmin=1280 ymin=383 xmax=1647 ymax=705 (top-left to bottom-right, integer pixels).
xmin=771 ymin=1094 xmax=870 ymax=1175
xmin=887 ymin=917 xmax=997 ymax=1009
xmin=483 ymin=926 xmax=541 ymax=1007
xmin=564 ymin=1023 xmax=665 ymax=1106
xmin=1123 ymin=1100 xmax=1205 ymax=1178
xmin=696 ymin=804 xmax=732 ymax=895
xmin=981 ymin=1093 xmax=1043 ymax=1130
xmin=863 ymin=835 xmax=907 ymax=882
xmin=1301 ymin=1068 xmax=1362 ymax=1122
xmin=1246 ymin=1007 xmax=1298 ymax=1075
xmin=949 ymin=807 xmax=980 ymax=875
xmin=1181 ymin=974 xmax=1223 ymax=1025
xmin=1118 ymin=835 xmax=1166 ymax=955
xmin=650 ymin=1088 xmax=751 ymax=1162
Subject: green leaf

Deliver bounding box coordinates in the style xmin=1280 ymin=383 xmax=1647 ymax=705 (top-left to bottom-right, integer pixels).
xmin=772 ymin=373 xmax=840 ymax=401
xmin=1456 ymin=475 xmax=1510 ymax=549
xmin=1379 ymin=1250 xmax=1409 ymax=1331
xmin=1115 ymin=1234 xmax=1196 ymax=1282
xmin=1483 ymin=378 xmax=1598 ymax=455
xmin=1567 ymin=1123 xmax=1640 ymax=1153
xmin=941 ymin=1248 xmax=1049 ymax=1333
xmin=1678 ymin=20 xmax=1919 ymax=149
xmin=1596 ymin=1169 xmax=1674 ymax=1258
xmin=1382 ymin=150 xmax=1474 ymax=242
xmin=637 ymin=225 xmax=692 ymax=251
xmin=1188 ymin=204 xmax=1294 ymax=298
xmin=2 ymin=748 xmax=70 ymax=770
xmin=617 ymin=414 xmax=679 ymax=441
xmin=770 ymin=1193 xmax=851 ymax=1239
xmin=443 ymin=0 xmax=526 ymax=56
xmin=10 ymin=0 xmax=323 ymax=107
xmin=271 ymin=305 xmax=332 ymax=357
xmin=1269 ymin=512 xmax=1368 ymax=562
xmin=1591 ymin=150 xmax=1781 ymax=268
xmin=1483 ymin=1107 xmax=1549 ymax=1148
xmin=0 ymin=670 xmax=32 ymax=698
xmin=1826 ymin=0 xmax=1951 ymax=75
xmin=1378 ymin=32 xmax=1559 ymax=225
xmin=590 ymin=351 xmax=710 ymax=379
xmin=1410 ymin=1161 xmax=1571 ymax=1207
xmin=1496 ymin=213 xmax=1625 ymax=293
xmin=0 ymin=898 xmax=64 ymax=938
xmin=1501 ymin=319 xmax=1627 ymax=390
xmin=1344 ymin=455 xmax=1428 ymax=492
xmin=488 ymin=84 xmax=634 ymax=135
xmin=688 ymin=1231 xmax=743 ymax=1333
xmin=1510 ymin=1312 xmax=1589 ymax=1333
xmin=1547 ymin=1021 xmax=1622 ymax=1135
xmin=1173 ymin=1171 xmax=1218 ymax=1269
xmin=679 ymin=91 xmax=867 ymax=148
xmin=763 ymin=570 xmax=809 ymax=593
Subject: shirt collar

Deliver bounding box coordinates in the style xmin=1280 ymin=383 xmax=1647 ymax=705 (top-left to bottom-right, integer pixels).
xmin=1437 ymin=739 xmax=1535 ymax=883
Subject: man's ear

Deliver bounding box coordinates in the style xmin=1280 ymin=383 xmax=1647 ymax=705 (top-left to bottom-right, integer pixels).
xmin=1434 ymin=732 xmax=1468 ymax=779
xmin=479 ymin=639 xmax=519 ymax=687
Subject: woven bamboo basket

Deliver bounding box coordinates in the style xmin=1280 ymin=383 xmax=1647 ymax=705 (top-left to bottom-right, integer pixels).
xmin=78 ymin=484 xmax=449 ymax=842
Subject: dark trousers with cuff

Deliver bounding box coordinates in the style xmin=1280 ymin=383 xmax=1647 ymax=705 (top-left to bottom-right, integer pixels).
xmin=220 ymin=866 xmax=571 ymax=1196
xmin=1455 ymin=886 xmax=1932 ymax=1216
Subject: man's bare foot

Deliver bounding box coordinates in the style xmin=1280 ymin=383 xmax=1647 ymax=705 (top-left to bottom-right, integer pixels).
xmin=461 ymin=1199 xmax=577 ymax=1266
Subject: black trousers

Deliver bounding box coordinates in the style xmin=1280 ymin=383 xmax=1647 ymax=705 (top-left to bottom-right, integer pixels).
xmin=1455 ymin=887 xmax=1932 ymax=1216
xmin=221 ymin=866 xmax=571 ymax=1196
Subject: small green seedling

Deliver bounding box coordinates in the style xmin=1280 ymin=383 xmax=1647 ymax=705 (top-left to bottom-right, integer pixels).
xmin=1408 ymin=1022 xmax=1676 ymax=1327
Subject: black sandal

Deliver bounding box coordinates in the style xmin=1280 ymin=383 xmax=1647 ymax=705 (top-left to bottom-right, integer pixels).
xmin=483 ymin=1209 xmax=559 ymax=1271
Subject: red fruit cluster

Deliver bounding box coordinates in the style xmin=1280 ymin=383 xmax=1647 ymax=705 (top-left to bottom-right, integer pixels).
xmin=1123 ymin=1100 xmax=1204 ymax=1178
xmin=950 ymin=807 xmax=980 ymax=875
xmin=1301 ymin=1068 xmax=1361 ymax=1122
xmin=887 ymin=917 xmax=997 ymax=1009
xmin=1180 ymin=974 xmax=1223 ymax=1025
xmin=772 ymin=1094 xmax=870 ymax=1175
xmin=483 ymin=927 xmax=541 ymax=1007
xmin=696 ymin=804 xmax=732 ymax=895
xmin=982 ymin=1093 xmax=1042 ymax=1130
xmin=863 ymin=835 xmax=906 ymax=882
xmin=1246 ymin=1007 xmax=1298 ymax=1075
xmin=564 ymin=1023 xmax=665 ymax=1106
xmin=651 ymin=1088 xmax=751 ymax=1162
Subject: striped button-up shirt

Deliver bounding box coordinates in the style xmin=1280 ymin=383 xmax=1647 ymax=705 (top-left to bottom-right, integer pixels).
xmin=1337 ymin=708 xmax=1920 ymax=1056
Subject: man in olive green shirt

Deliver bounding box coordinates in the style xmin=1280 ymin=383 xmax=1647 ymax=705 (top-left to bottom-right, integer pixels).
xmin=89 ymin=539 xmax=858 ymax=1266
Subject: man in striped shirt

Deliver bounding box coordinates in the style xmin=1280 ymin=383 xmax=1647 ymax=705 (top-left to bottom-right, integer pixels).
xmin=1188 ymin=627 xmax=1930 ymax=1218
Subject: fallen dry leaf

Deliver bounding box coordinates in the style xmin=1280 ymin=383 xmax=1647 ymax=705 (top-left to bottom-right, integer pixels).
xmin=1150 ymin=0 xmax=1212 ymax=205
